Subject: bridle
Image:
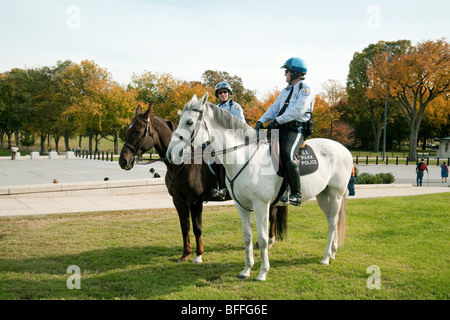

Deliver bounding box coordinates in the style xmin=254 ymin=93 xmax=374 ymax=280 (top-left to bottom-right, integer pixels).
xmin=173 ymin=109 xmax=210 ymax=147
xmin=123 ymin=115 xmax=155 ymax=157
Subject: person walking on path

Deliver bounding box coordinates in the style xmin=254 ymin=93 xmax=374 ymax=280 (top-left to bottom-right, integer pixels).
xmin=441 ymin=162 xmax=449 ymax=183
xmin=416 ymin=159 xmax=428 ymax=186
xmin=348 ymin=165 xmax=357 ymax=196
xmin=11 ymin=145 xmax=19 ymax=160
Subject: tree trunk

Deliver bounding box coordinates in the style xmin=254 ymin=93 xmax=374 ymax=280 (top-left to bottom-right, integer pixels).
xmin=115 ymin=129 xmax=120 ymax=155
xmin=40 ymin=134 xmax=46 ymax=155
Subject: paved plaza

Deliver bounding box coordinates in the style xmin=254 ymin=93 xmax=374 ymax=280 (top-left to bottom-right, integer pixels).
xmin=0 ymin=156 xmax=448 ymax=217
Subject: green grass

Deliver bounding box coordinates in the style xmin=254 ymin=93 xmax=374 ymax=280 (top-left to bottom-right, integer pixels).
xmin=0 ymin=194 xmax=448 ymax=300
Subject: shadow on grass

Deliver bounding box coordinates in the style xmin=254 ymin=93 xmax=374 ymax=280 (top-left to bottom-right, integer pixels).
xmin=0 ymin=243 xmax=250 ymax=299
xmin=0 ymin=241 xmax=325 ymax=299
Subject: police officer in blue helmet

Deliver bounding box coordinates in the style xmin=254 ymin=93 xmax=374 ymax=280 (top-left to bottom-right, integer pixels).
xmin=214 ymin=82 xmax=246 ymax=122
xmin=211 ymin=82 xmax=246 ymax=200
xmin=254 ymin=57 xmax=315 ymax=206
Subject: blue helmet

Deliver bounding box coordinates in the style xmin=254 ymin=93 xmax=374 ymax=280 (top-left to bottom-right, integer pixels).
xmin=214 ymin=82 xmax=233 ymax=97
xmin=281 ymin=57 xmax=307 ymax=75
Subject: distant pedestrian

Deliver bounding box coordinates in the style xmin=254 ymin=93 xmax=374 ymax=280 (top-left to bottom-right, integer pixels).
xmin=11 ymin=145 xmax=19 ymax=160
xmin=348 ymin=165 xmax=356 ymax=196
xmin=415 ymin=159 xmax=428 ymax=186
xmin=441 ymin=162 xmax=449 ymax=183
xmin=150 ymin=168 xmax=160 ymax=178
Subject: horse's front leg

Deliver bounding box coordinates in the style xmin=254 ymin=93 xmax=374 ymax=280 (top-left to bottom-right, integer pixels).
xmin=238 ymin=207 xmax=254 ymax=279
xmin=189 ymin=200 xmax=204 ymax=264
xmin=254 ymin=202 xmax=270 ymax=281
xmin=173 ymin=198 xmax=192 ymax=263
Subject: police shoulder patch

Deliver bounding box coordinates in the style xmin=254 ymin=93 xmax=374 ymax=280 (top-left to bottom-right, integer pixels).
xmin=301 ymin=87 xmax=310 ymax=96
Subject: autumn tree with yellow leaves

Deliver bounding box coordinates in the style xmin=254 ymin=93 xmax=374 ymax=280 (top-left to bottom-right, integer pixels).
xmin=367 ymin=39 xmax=450 ymax=160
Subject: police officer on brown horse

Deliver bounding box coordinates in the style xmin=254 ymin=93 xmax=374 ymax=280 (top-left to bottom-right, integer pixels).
xmin=254 ymin=57 xmax=315 ymax=206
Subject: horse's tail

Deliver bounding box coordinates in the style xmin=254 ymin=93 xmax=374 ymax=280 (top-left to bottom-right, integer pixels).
xmin=275 ymin=206 xmax=288 ymax=241
xmin=338 ymin=195 xmax=346 ymax=247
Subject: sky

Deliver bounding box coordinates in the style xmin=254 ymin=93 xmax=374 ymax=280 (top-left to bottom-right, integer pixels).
xmin=0 ymin=0 xmax=449 ymax=99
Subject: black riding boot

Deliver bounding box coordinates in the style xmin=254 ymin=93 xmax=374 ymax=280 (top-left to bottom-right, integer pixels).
xmin=280 ymin=160 xmax=302 ymax=206
xmin=211 ymin=164 xmax=227 ymax=200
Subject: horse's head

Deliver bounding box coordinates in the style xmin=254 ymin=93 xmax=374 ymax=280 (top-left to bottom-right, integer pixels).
xmin=119 ymin=105 xmax=156 ymax=170
xmin=166 ymin=93 xmax=211 ymax=165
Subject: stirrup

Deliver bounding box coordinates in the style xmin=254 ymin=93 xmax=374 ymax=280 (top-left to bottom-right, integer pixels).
xmin=279 ymin=195 xmax=289 ymax=204
xmin=211 ymin=188 xmax=227 ymax=200
xmin=288 ymin=194 xmax=302 ymax=206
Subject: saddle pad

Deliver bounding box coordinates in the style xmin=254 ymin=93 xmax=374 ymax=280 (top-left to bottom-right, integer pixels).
xmin=296 ymin=144 xmax=319 ymax=176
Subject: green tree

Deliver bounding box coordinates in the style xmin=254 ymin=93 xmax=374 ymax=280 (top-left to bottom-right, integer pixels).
xmin=346 ymin=40 xmax=411 ymax=151
xmin=62 ymin=60 xmax=113 ymax=154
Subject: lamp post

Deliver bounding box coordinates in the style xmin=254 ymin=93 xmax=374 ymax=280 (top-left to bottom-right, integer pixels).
xmin=383 ymin=43 xmax=395 ymax=161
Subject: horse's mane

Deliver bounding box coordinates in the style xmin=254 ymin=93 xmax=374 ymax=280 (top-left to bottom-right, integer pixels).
xmin=150 ymin=114 xmax=177 ymax=133
xmin=184 ymin=98 xmax=252 ymax=132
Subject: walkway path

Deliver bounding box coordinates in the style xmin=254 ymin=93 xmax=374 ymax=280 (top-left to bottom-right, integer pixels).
xmin=1 ymin=157 xmax=448 ymax=217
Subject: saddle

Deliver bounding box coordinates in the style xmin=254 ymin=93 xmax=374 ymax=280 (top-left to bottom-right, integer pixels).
xmin=270 ymin=140 xmax=319 ymax=207
xmin=270 ymin=140 xmax=319 ymax=177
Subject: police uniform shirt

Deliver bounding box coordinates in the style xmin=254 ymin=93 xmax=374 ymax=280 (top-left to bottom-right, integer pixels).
xmin=258 ymin=80 xmax=315 ymax=125
xmin=217 ymin=100 xmax=246 ymax=123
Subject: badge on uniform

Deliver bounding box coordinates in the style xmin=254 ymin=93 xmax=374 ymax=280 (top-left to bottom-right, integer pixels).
xmin=301 ymin=88 xmax=310 ymax=96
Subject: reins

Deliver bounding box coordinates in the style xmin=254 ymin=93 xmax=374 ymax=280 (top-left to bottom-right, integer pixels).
xmin=123 ymin=116 xmax=154 ymax=157
xmin=175 ymin=107 xmax=262 ymax=211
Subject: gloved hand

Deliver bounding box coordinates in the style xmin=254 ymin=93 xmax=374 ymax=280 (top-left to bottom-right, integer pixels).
xmin=266 ymin=119 xmax=279 ymax=130
xmin=254 ymin=121 xmax=264 ymax=131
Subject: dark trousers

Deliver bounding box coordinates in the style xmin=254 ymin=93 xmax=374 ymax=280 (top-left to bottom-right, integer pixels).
xmin=279 ymin=128 xmax=303 ymax=195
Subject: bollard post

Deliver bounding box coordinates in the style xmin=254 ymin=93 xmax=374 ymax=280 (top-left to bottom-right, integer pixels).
xmin=102 ymin=151 xmax=104 ymax=161
xmin=396 ymin=156 xmax=398 ymax=165
xmin=436 ymin=157 xmax=439 ymax=166
xmin=366 ymin=155 xmax=368 ymax=165
xmin=356 ymin=155 xmax=359 ymax=165
xmin=426 ymin=157 xmax=429 ymax=166
xmin=406 ymin=156 xmax=409 ymax=165
xmin=376 ymin=156 xmax=378 ymax=165
xmin=111 ymin=152 xmax=113 ymax=162
xmin=386 ymin=156 xmax=388 ymax=165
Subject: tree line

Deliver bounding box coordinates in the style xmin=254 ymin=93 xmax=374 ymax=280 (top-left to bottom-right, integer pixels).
xmin=1 ymin=39 xmax=448 ymax=160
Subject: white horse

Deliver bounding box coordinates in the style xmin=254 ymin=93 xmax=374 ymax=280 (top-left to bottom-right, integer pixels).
xmin=166 ymin=94 xmax=353 ymax=281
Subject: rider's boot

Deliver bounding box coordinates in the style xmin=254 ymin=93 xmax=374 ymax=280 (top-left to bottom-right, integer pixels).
xmin=211 ymin=165 xmax=227 ymax=201
xmin=280 ymin=160 xmax=302 ymax=206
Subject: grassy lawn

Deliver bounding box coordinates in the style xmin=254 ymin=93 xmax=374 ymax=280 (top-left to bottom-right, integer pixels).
xmin=0 ymin=194 xmax=448 ymax=300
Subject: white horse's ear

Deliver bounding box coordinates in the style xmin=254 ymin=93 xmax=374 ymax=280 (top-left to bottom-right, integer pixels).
xmin=177 ymin=109 xmax=182 ymax=116
xmin=199 ymin=92 xmax=209 ymax=105
xmin=190 ymin=94 xmax=198 ymax=103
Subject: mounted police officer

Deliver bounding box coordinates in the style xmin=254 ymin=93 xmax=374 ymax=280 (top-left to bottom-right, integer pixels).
xmin=215 ymin=82 xmax=246 ymax=122
xmin=254 ymin=57 xmax=315 ymax=206
xmin=211 ymin=82 xmax=246 ymax=199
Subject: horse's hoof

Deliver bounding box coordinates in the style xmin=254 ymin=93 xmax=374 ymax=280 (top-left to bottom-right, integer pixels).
xmin=238 ymin=274 xmax=250 ymax=280
xmin=320 ymin=260 xmax=330 ymax=265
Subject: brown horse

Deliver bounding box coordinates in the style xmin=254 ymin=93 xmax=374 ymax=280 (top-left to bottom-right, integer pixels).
xmin=119 ymin=105 xmax=287 ymax=263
